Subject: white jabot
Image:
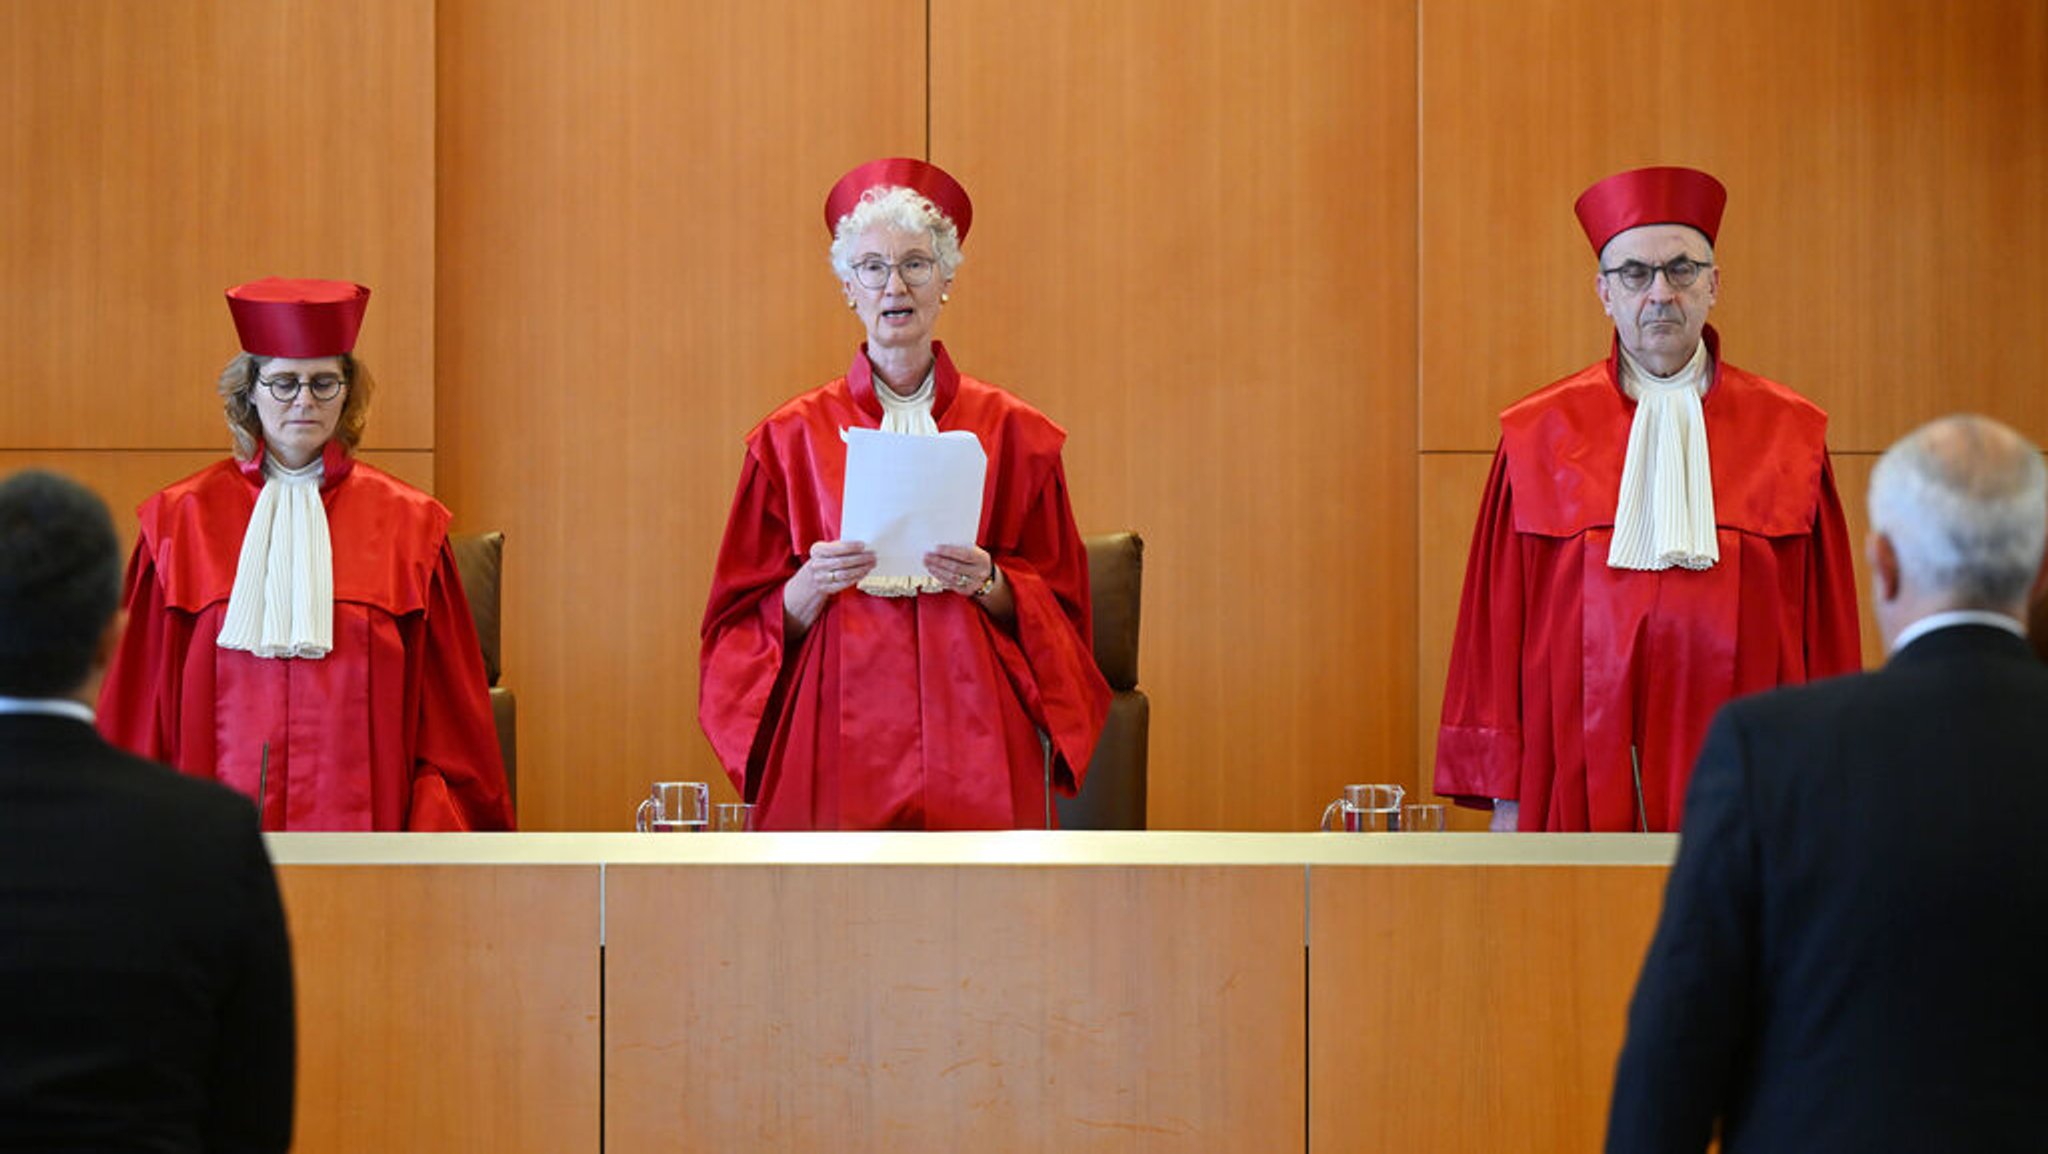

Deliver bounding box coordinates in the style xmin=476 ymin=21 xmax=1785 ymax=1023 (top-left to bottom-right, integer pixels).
xmin=217 ymin=454 xmax=335 ymax=659
xmin=861 ymin=366 xmax=944 ymax=597
xmin=1607 ymin=341 xmax=1718 ymax=571
xmin=873 ymin=367 xmax=939 ymax=435
xmin=0 ymin=696 xmax=95 ymax=724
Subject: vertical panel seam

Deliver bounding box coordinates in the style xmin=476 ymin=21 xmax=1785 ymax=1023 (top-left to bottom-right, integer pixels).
xmin=925 ymin=0 xmax=933 ymax=157
xmin=1303 ymin=863 xmax=1313 ymax=1153
xmin=1413 ymin=0 xmax=1429 ymax=816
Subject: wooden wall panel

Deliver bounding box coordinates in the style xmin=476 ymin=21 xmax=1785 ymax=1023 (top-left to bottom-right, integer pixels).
xmin=434 ymin=0 xmax=926 ymax=831
xmin=1309 ymin=865 xmax=1668 ymax=1152
xmin=277 ymin=865 xmax=601 ymax=1154
xmin=1419 ymin=0 xmax=2048 ymax=454
xmin=0 ymin=0 xmax=436 ymax=453
xmin=1832 ymin=452 xmax=1882 ymax=665
xmin=931 ymin=0 xmax=1419 ymax=831
xmin=607 ymin=864 xmax=1305 ymax=1152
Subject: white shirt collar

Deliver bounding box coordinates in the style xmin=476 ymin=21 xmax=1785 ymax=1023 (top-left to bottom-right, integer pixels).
xmin=0 ymin=695 xmax=96 ymax=724
xmin=1889 ymin=609 xmax=2027 ymax=655
xmin=873 ymin=367 xmax=938 ymax=435
xmin=1617 ymin=339 xmax=1712 ymax=398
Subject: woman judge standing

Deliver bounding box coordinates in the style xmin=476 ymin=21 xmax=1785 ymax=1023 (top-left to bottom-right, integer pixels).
xmin=97 ymin=278 xmax=513 ymax=830
xmin=699 ymin=158 xmax=1109 ymax=830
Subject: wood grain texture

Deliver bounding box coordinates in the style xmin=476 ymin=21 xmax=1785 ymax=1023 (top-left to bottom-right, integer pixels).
xmin=0 ymin=0 xmax=436 ymax=452
xmin=606 ymin=864 xmax=1306 ymax=1152
xmin=932 ymin=0 xmax=1419 ymax=832
xmin=1309 ymin=865 xmax=1668 ymax=1152
xmin=433 ymin=0 xmax=926 ymax=831
xmin=1419 ymin=0 xmax=2048 ymax=454
xmin=1829 ymin=452 xmax=1882 ymax=665
xmin=277 ymin=865 xmax=601 ymax=1154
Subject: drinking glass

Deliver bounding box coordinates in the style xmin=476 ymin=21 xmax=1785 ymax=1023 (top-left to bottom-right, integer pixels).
xmin=634 ymin=781 xmax=709 ymax=832
xmin=1401 ymin=802 xmax=1446 ymax=832
xmin=1319 ymin=784 xmax=1405 ymax=832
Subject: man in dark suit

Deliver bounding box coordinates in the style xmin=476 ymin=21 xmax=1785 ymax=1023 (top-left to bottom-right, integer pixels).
xmin=0 ymin=469 xmax=294 ymax=1152
xmin=1606 ymin=413 xmax=2048 ymax=1153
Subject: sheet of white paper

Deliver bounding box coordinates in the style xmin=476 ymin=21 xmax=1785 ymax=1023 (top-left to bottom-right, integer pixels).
xmin=840 ymin=427 xmax=987 ymax=579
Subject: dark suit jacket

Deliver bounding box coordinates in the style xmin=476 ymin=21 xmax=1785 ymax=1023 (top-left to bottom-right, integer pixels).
xmin=1607 ymin=624 xmax=2048 ymax=1153
xmin=0 ymin=712 xmax=294 ymax=1152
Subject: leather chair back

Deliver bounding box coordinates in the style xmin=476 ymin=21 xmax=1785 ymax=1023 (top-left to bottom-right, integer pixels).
xmin=1056 ymin=531 xmax=1148 ymax=829
xmin=449 ymin=531 xmax=517 ymax=808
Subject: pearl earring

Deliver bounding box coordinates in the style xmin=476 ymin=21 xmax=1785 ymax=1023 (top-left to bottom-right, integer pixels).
xmin=940 ymin=292 xmax=950 ymax=304
xmin=846 ymin=299 xmax=856 ymax=310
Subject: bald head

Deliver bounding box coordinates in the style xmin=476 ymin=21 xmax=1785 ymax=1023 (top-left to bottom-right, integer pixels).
xmin=1867 ymin=415 xmax=2048 ymax=644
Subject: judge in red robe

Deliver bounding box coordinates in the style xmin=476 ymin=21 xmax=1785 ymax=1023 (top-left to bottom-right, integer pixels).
xmin=1435 ymin=167 xmax=1862 ymax=832
xmin=700 ymin=158 xmax=1110 ymax=831
xmin=97 ymin=278 xmax=513 ymax=831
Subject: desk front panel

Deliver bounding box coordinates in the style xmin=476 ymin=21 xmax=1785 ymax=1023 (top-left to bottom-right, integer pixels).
xmin=605 ymin=863 xmax=1307 ymax=1153
xmin=1309 ymin=865 xmax=1668 ymax=1153
xmin=278 ymin=864 xmax=602 ymax=1154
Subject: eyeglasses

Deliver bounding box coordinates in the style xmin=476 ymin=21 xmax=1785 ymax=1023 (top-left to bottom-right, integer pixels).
xmin=256 ymin=374 xmax=347 ymax=404
xmin=1599 ymin=257 xmax=1713 ymax=294
xmin=850 ymin=255 xmax=938 ymax=290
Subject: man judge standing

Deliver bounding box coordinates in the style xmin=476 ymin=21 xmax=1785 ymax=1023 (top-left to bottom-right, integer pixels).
xmin=1434 ymin=166 xmax=1863 ymax=831
xmin=1608 ymin=414 xmax=2048 ymax=1151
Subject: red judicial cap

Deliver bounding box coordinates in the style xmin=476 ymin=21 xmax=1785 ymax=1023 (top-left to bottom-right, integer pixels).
xmin=823 ymin=157 xmax=973 ymax=241
xmin=1573 ymin=166 xmax=1727 ymax=255
xmin=225 ymin=277 xmax=371 ymax=357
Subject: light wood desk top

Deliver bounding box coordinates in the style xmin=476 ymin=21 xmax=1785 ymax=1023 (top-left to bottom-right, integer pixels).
xmin=267 ymin=829 xmax=1679 ymax=867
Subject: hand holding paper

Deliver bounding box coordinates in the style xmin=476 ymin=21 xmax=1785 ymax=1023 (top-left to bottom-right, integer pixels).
xmin=840 ymin=427 xmax=987 ymax=579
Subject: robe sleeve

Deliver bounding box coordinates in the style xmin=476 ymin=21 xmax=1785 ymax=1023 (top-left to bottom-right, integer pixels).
xmin=1804 ymin=453 xmax=1865 ymax=678
xmin=1434 ymin=444 xmax=1525 ymax=807
xmin=403 ymin=543 xmax=516 ymax=831
xmin=96 ymin=537 xmax=188 ymax=765
xmin=698 ymin=448 xmax=798 ymax=797
xmin=983 ymin=454 xmax=1109 ymax=795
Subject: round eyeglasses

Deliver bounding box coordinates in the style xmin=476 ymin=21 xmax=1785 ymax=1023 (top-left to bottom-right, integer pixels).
xmin=257 ymin=373 xmax=346 ymax=404
xmin=1599 ymin=257 xmax=1713 ymax=294
xmin=850 ymin=255 xmax=937 ymax=290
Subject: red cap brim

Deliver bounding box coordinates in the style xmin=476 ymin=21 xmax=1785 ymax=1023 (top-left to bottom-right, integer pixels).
xmin=823 ymin=157 xmax=973 ymax=241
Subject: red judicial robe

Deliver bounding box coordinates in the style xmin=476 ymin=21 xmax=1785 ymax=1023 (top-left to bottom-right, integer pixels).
xmin=97 ymin=443 xmax=514 ymax=831
xmin=699 ymin=343 xmax=1110 ymax=831
xmin=1434 ymin=330 xmax=1862 ymax=831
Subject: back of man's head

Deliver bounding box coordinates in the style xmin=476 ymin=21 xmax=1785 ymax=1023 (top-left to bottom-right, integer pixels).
xmin=1868 ymin=414 xmax=2048 ymax=611
xmin=0 ymin=470 xmax=122 ymax=698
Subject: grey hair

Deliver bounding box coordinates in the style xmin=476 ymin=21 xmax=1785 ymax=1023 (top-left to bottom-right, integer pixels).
xmin=1597 ymin=229 xmax=1716 ymax=268
xmin=828 ymin=186 xmax=965 ymax=281
xmin=1868 ymin=413 xmax=2048 ymax=608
